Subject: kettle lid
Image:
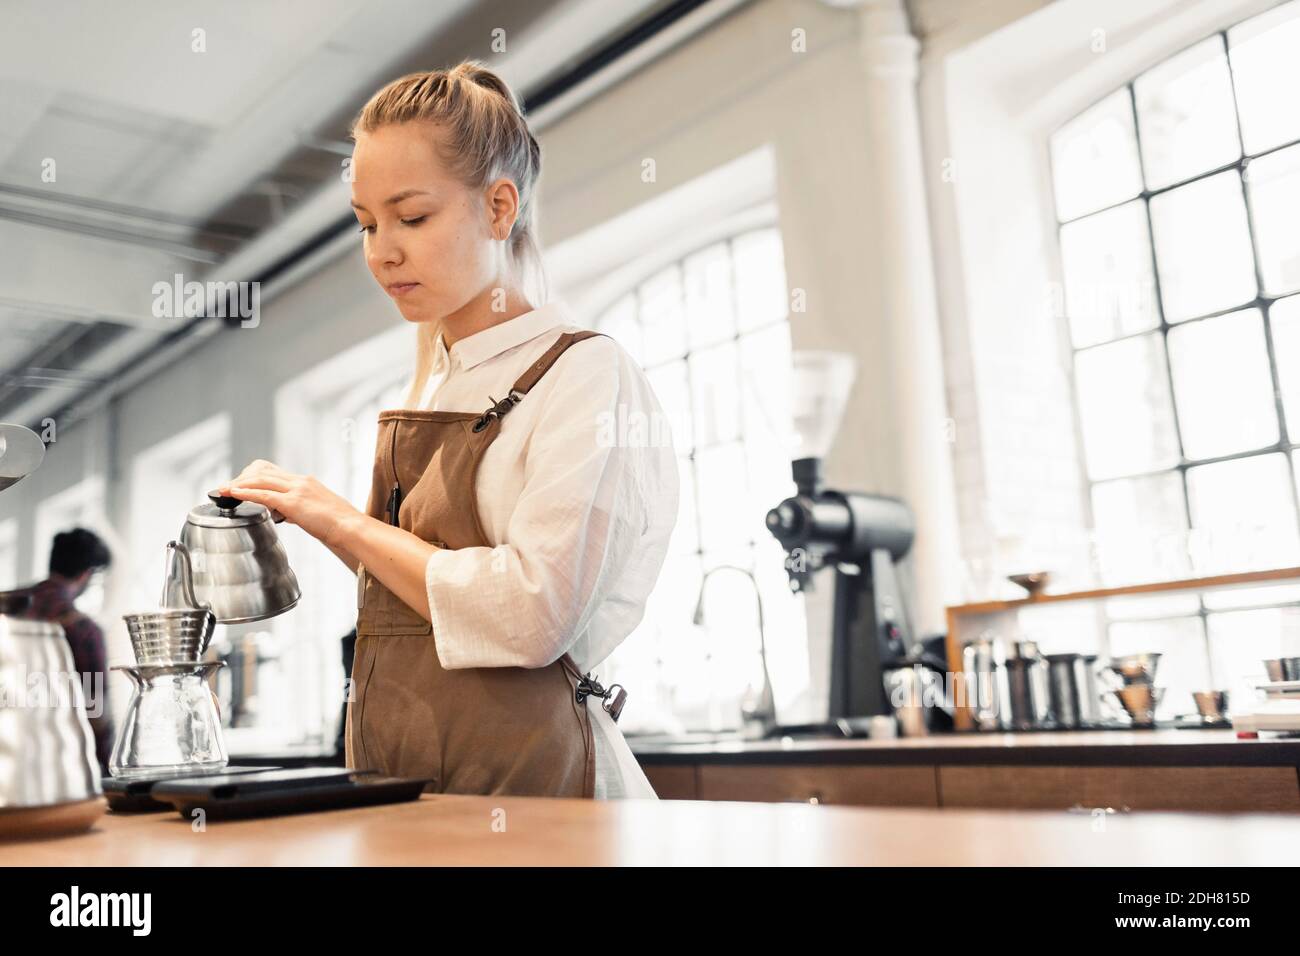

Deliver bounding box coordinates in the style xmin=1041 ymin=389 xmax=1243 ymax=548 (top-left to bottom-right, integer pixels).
xmin=187 ymin=491 xmax=270 ymax=529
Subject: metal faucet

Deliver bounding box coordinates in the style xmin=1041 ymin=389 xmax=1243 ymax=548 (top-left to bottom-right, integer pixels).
xmin=692 ymin=564 xmax=778 ymax=737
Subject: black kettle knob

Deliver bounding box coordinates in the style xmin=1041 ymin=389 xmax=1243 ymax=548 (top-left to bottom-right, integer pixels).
xmin=209 ymin=492 xmax=243 ymax=512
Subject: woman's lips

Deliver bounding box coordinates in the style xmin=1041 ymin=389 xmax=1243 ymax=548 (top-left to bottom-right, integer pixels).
xmin=386 ymin=282 xmax=420 ymax=297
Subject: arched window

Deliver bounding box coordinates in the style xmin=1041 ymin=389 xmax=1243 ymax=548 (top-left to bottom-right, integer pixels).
xmin=591 ymin=225 xmax=811 ymax=734
xmin=1049 ymin=2 xmax=1300 ymax=714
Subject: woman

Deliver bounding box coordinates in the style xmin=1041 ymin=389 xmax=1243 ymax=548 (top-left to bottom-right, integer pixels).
xmin=217 ymin=61 xmax=678 ymax=799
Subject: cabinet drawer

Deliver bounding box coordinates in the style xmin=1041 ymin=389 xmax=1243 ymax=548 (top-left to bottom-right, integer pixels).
xmin=940 ymin=765 xmax=1300 ymax=813
xmin=698 ymin=763 xmax=939 ymax=807
xmin=641 ymin=764 xmax=699 ymax=800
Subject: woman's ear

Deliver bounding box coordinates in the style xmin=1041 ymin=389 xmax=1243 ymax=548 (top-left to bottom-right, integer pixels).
xmin=486 ymin=177 xmax=520 ymax=241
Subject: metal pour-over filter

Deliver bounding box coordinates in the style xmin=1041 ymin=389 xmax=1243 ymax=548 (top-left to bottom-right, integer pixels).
xmin=123 ymin=541 xmax=217 ymax=666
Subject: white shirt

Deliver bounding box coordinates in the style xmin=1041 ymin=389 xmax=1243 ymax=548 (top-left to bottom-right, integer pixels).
xmin=404 ymin=300 xmax=677 ymax=799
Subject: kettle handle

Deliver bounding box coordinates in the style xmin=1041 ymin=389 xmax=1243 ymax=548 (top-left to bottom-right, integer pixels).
xmin=209 ymin=491 xmax=285 ymax=523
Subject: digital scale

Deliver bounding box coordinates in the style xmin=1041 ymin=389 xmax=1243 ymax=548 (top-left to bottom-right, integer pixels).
xmin=1230 ymin=681 xmax=1300 ymax=734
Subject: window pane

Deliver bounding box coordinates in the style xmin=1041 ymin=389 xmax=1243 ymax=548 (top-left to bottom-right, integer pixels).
xmin=1134 ymin=36 xmax=1241 ymax=190
xmin=1105 ymin=592 xmax=1201 ymax=620
xmin=732 ymin=228 xmax=788 ymax=331
xmin=1273 ymin=296 xmax=1300 ymax=431
xmin=1074 ymin=333 xmax=1180 ymax=480
xmin=1246 ymin=143 xmax=1300 ymax=296
xmin=596 ymin=294 xmax=643 ymax=366
xmin=683 ymin=242 xmax=736 ymax=350
xmin=1050 ymin=89 xmax=1144 ymax=221
xmin=645 ymin=360 xmax=693 ymax=452
xmin=1092 ymin=471 xmax=1191 ymax=583
xmin=1208 ymin=608 xmax=1300 ymax=703
xmin=637 ymin=265 xmax=686 ymax=366
xmin=1203 ymin=582 xmax=1300 ymax=610
xmin=688 ymin=341 xmax=740 ymax=446
xmin=1167 ymin=308 xmax=1279 ymax=459
xmin=694 ymin=441 xmax=752 ymax=553
xmin=1149 ymin=171 xmax=1257 ymax=321
xmin=739 ymin=323 xmax=796 ymax=512
xmin=1058 ymin=200 xmax=1159 ymax=347
xmin=667 ymin=455 xmax=699 ymax=556
xmin=1109 ymin=617 xmax=1208 ymax=721
xmin=1186 ymin=454 xmax=1300 ymax=573
xmin=1229 ymin=0 xmax=1300 ymax=155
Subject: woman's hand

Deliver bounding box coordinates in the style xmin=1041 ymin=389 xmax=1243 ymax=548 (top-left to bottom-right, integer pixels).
xmin=216 ymin=459 xmax=360 ymax=548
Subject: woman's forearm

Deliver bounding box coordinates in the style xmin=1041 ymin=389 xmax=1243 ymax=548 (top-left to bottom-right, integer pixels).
xmin=328 ymin=512 xmax=436 ymax=621
xmin=324 ymin=539 xmax=360 ymax=575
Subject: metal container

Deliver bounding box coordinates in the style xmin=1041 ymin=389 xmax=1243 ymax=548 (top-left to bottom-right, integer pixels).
xmin=1192 ymin=690 xmax=1229 ymax=722
xmin=1264 ymin=658 xmax=1300 ymax=682
xmin=1004 ymin=641 xmax=1051 ymax=730
xmin=177 ymin=493 xmax=300 ymax=624
xmin=0 ymin=605 xmax=102 ymax=808
xmin=962 ymin=636 xmax=1009 ymax=731
xmin=123 ymin=608 xmax=216 ymax=666
xmin=882 ymin=661 xmax=947 ymax=737
xmin=1045 ymin=653 xmax=1102 ymax=728
xmin=1111 ymin=684 xmax=1164 ymax=726
xmin=1111 ymin=652 xmax=1161 ymax=685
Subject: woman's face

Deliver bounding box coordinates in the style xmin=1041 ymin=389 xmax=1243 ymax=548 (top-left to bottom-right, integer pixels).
xmin=350 ymin=122 xmax=503 ymax=323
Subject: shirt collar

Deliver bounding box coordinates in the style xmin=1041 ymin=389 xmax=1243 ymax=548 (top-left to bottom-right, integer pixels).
xmin=435 ymin=301 xmax=570 ymax=373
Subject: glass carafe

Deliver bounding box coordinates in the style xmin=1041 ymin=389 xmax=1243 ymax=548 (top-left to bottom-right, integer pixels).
xmin=109 ymin=661 xmax=228 ymax=779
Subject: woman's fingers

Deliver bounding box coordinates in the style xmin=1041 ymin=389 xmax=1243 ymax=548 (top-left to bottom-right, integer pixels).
xmin=221 ymin=485 xmax=290 ymax=520
xmin=228 ymin=475 xmax=294 ymax=494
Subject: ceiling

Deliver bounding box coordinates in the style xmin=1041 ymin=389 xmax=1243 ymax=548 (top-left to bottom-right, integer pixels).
xmin=0 ymin=0 xmax=700 ymax=431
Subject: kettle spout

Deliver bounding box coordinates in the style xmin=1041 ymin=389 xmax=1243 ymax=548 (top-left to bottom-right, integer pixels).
xmin=160 ymin=540 xmax=209 ymax=611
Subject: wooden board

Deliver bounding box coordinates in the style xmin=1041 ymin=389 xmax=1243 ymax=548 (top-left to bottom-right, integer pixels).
xmin=698 ymin=763 xmax=939 ymax=807
xmin=939 ymin=765 xmax=1300 ymax=813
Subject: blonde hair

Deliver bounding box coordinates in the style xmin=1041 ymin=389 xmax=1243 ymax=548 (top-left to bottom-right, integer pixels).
xmin=350 ymin=60 xmax=548 ymax=406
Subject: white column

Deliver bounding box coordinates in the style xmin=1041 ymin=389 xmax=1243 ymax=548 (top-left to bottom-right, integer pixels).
xmin=845 ymin=0 xmax=964 ymax=637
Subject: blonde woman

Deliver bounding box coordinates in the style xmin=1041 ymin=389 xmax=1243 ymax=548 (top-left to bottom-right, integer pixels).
xmin=218 ymin=61 xmax=678 ymax=799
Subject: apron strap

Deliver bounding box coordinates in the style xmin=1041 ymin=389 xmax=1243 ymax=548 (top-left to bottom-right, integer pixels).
xmin=472 ymin=330 xmax=606 ymax=433
xmin=512 ymin=329 xmax=605 ymax=394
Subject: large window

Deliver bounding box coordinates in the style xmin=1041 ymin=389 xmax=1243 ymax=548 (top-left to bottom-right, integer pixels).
xmin=592 ymin=225 xmax=810 ymax=734
xmin=1049 ymin=1 xmax=1300 ymax=713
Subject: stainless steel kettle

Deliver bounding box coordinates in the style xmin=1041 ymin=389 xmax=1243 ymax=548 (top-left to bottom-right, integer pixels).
xmin=171 ymin=492 xmax=301 ymax=624
xmin=0 ymin=591 xmax=103 ymax=808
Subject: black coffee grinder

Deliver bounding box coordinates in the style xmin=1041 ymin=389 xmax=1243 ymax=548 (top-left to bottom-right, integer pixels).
xmin=763 ymin=352 xmax=918 ymax=721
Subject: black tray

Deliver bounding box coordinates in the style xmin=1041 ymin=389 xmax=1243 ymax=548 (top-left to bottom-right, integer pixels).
xmin=104 ymin=765 xmax=285 ymax=813
xmin=148 ymin=767 xmax=430 ymax=820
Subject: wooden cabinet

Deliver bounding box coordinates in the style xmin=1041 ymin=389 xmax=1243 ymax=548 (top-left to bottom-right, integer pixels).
xmin=697 ymin=763 xmax=939 ymax=807
xmin=642 ymin=764 xmax=698 ymax=800
xmin=939 ymin=765 xmax=1300 ymax=813
xmin=639 ymin=759 xmax=1300 ymax=812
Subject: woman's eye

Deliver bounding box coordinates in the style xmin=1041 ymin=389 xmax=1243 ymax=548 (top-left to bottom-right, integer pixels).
xmin=400 ymin=216 xmax=426 ymax=227
xmin=357 ymin=223 xmax=375 ymax=234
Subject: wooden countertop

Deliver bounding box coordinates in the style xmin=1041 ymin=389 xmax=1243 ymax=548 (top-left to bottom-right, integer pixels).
xmin=630 ymin=728 xmax=1300 ymax=766
xmin=8 ymin=794 xmax=1300 ymax=865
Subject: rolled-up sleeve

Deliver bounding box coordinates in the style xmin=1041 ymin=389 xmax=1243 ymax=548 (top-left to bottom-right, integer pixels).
xmin=425 ymin=338 xmax=649 ymax=669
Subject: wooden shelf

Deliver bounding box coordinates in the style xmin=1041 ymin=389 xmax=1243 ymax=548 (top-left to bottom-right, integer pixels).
xmin=944 ymin=565 xmax=1300 ymax=731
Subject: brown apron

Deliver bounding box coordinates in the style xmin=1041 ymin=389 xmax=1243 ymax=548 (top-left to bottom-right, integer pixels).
xmin=344 ymin=330 xmax=606 ymax=797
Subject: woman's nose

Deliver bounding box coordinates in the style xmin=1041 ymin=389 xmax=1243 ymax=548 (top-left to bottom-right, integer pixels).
xmin=366 ymin=229 xmax=404 ymax=269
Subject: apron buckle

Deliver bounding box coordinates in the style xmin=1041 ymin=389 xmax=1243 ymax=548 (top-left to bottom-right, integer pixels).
xmin=575 ymin=672 xmax=628 ymax=722
xmin=472 ymin=391 xmax=524 ymax=433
